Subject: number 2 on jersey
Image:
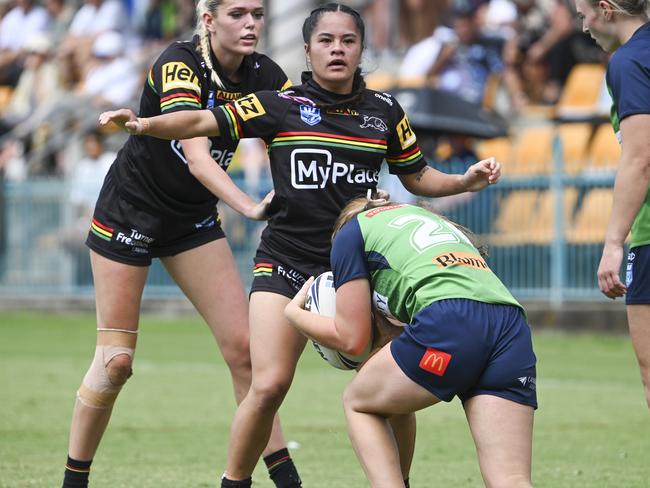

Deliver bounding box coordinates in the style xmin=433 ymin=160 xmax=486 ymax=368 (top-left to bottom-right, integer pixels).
xmin=388 ymin=214 xmax=472 ymax=253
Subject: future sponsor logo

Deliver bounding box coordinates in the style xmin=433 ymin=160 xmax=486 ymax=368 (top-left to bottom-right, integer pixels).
xmin=277 ymin=264 xmax=307 ymax=291
xmin=115 ymin=228 xmax=155 ymax=254
xmin=396 ymin=115 xmax=416 ymax=150
xmin=419 ymin=347 xmax=451 ymax=376
xmin=360 ymin=115 xmax=388 ymax=132
xmin=161 ymin=62 xmax=200 ymax=93
xmin=234 ymin=94 xmax=266 ymax=121
xmin=433 ymin=251 xmax=489 ymax=271
xmin=290 ymin=148 xmax=379 ymax=189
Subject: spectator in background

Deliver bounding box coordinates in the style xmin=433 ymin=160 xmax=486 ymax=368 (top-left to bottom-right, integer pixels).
xmin=79 ymin=31 xmax=141 ymax=108
xmin=43 ymin=0 xmax=75 ymax=46
xmin=57 ymin=0 xmax=129 ymax=87
xmin=64 ymin=130 xmax=115 ymax=284
xmin=0 ymin=0 xmax=50 ymax=85
xmin=0 ymin=33 xmax=62 ymax=131
xmin=503 ymin=0 xmax=601 ymax=110
xmin=427 ymin=5 xmax=505 ymax=105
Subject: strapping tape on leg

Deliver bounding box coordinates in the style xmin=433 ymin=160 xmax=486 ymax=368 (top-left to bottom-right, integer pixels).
xmin=77 ymin=329 xmax=137 ymax=409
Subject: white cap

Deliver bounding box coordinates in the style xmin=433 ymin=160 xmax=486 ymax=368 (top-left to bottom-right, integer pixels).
xmin=92 ymin=31 xmax=124 ymax=58
xmin=24 ymin=33 xmax=52 ymax=55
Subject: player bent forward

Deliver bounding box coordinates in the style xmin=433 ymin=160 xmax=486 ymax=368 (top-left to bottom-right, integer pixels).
xmin=285 ymin=197 xmax=537 ymax=488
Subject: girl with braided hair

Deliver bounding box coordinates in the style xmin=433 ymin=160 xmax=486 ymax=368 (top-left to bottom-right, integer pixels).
xmin=100 ymin=4 xmax=502 ymax=485
xmin=60 ymin=2 xmax=297 ymax=487
xmin=574 ymin=0 xmax=650 ymax=409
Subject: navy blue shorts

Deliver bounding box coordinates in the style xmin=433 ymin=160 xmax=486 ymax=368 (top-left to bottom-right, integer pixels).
xmin=391 ymin=299 xmax=537 ymax=408
xmin=626 ymin=245 xmax=650 ymax=305
xmin=250 ymin=242 xmax=329 ymax=299
xmin=86 ymin=172 xmax=225 ymax=266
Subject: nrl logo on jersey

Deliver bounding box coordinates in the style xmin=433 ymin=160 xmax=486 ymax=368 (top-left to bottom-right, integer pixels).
xmin=300 ymin=105 xmax=321 ymax=126
xmin=360 ymin=115 xmax=388 ymax=132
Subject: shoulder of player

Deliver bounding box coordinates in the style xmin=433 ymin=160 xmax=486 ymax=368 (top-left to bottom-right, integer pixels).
xmin=153 ymin=39 xmax=202 ymax=70
xmin=608 ymin=45 xmax=649 ymax=82
xmin=363 ymin=88 xmax=399 ymax=110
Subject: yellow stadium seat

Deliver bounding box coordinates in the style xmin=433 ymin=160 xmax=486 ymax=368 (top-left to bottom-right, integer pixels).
xmin=488 ymin=190 xmax=540 ymax=245
xmin=586 ymin=123 xmax=620 ymax=172
xmin=566 ymin=188 xmax=614 ymax=244
xmin=396 ymin=75 xmax=426 ymax=88
xmin=475 ymin=137 xmax=512 ymax=165
xmin=508 ymin=125 xmax=554 ymax=176
xmin=556 ymin=63 xmax=606 ymax=119
xmin=365 ymin=72 xmax=397 ymax=91
xmin=528 ymin=188 xmax=578 ymax=244
xmin=557 ymin=123 xmax=592 ymax=174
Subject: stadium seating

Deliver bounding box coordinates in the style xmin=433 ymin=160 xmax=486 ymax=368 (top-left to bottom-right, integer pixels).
xmin=396 ymin=75 xmax=426 ymax=88
xmin=557 ymin=123 xmax=592 ymax=174
xmin=364 ymin=72 xmax=397 ymax=91
xmin=508 ymin=125 xmax=554 ymax=176
xmin=475 ymin=136 xmax=512 ymax=165
xmin=555 ymin=63 xmax=607 ymax=120
xmin=488 ymin=190 xmax=540 ymax=245
xmin=586 ymin=123 xmax=620 ymax=172
xmin=528 ymin=188 xmax=578 ymax=244
xmin=566 ymin=188 xmax=614 ymax=243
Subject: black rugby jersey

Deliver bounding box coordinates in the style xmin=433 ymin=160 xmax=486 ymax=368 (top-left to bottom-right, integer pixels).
xmin=211 ymin=72 xmax=427 ymax=266
xmin=111 ymin=36 xmax=290 ymax=217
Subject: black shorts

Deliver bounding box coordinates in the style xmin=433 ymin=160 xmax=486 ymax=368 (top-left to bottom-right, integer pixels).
xmin=86 ymin=173 xmax=225 ymax=266
xmin=626 ymin=245 xmax=650 ymax=305
xmin=250 ymin=242 xmax=330 ymax=299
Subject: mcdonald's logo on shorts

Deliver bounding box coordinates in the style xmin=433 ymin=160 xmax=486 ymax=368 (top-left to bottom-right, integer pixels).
xmin=419 ymin=347 xmax=451 ymax=376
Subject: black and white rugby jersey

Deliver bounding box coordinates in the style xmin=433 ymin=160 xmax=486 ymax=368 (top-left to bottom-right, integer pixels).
xmin=111 ymin=35 xmax=290 ymax=217
xmin=211 ymin=71 xmax=426 ymax=265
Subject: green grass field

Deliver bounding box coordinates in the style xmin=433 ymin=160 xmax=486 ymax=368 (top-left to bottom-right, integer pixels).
xmin=1 ymin=311 xmax=648 ymax=487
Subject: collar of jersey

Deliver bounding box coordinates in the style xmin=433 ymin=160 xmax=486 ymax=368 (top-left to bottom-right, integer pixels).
xmin=300 ymin=69 xmax=364 ymax=104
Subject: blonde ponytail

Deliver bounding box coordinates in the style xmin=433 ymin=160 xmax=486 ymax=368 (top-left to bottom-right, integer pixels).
xmin=194 ymin=0 xmax=225 ymax=89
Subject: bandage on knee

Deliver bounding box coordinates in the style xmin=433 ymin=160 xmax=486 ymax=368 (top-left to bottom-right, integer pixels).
xmin=77 ymin=329 xmax=137 ymax=409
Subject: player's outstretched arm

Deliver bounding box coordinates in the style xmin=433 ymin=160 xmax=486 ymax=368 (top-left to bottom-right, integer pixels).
xmin=99 ymin=109 xmax=221 ymax=140
xmin=399 ymin=157 xmax=501 ymax=197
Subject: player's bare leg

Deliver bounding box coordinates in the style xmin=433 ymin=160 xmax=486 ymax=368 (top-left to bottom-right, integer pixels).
xmin=63 ymin=250 xmax=146 ymax=487
xmin=162 ymin=240 xmax=286 ymax=453
xmin=343 ymin=345 xmax=438 ymax=488
xmin=223 ymin=291 xmax=306 ymax=486
xmin=464 ymin=394 xmax=534 ymax=488
xmin=388 ymin=413 xmax=416 ymax=483
xmin=627 ymin=304 xmax=650 ymax=409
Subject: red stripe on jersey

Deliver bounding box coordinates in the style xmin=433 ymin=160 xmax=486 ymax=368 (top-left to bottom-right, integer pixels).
xmin=276 ymin=131 xmax=384 ymax=144
xmin=161 ymin=92 xmax=201 ymax=103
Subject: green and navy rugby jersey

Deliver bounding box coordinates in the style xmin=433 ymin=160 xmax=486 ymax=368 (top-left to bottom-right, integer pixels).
xmin=112 ymin=36 xmax=290 ymax=217
xmin=210 ymin=72 xmax=426 ymax=265
xmin=606 ymin=21 xmax=650 ymax=247
xmin=331 ymin=204 xmax=521 ymax=324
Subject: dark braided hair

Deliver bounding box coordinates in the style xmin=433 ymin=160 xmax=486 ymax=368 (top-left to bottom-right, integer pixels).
xmin=302 ymin=3 xmax=367 ymax=110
